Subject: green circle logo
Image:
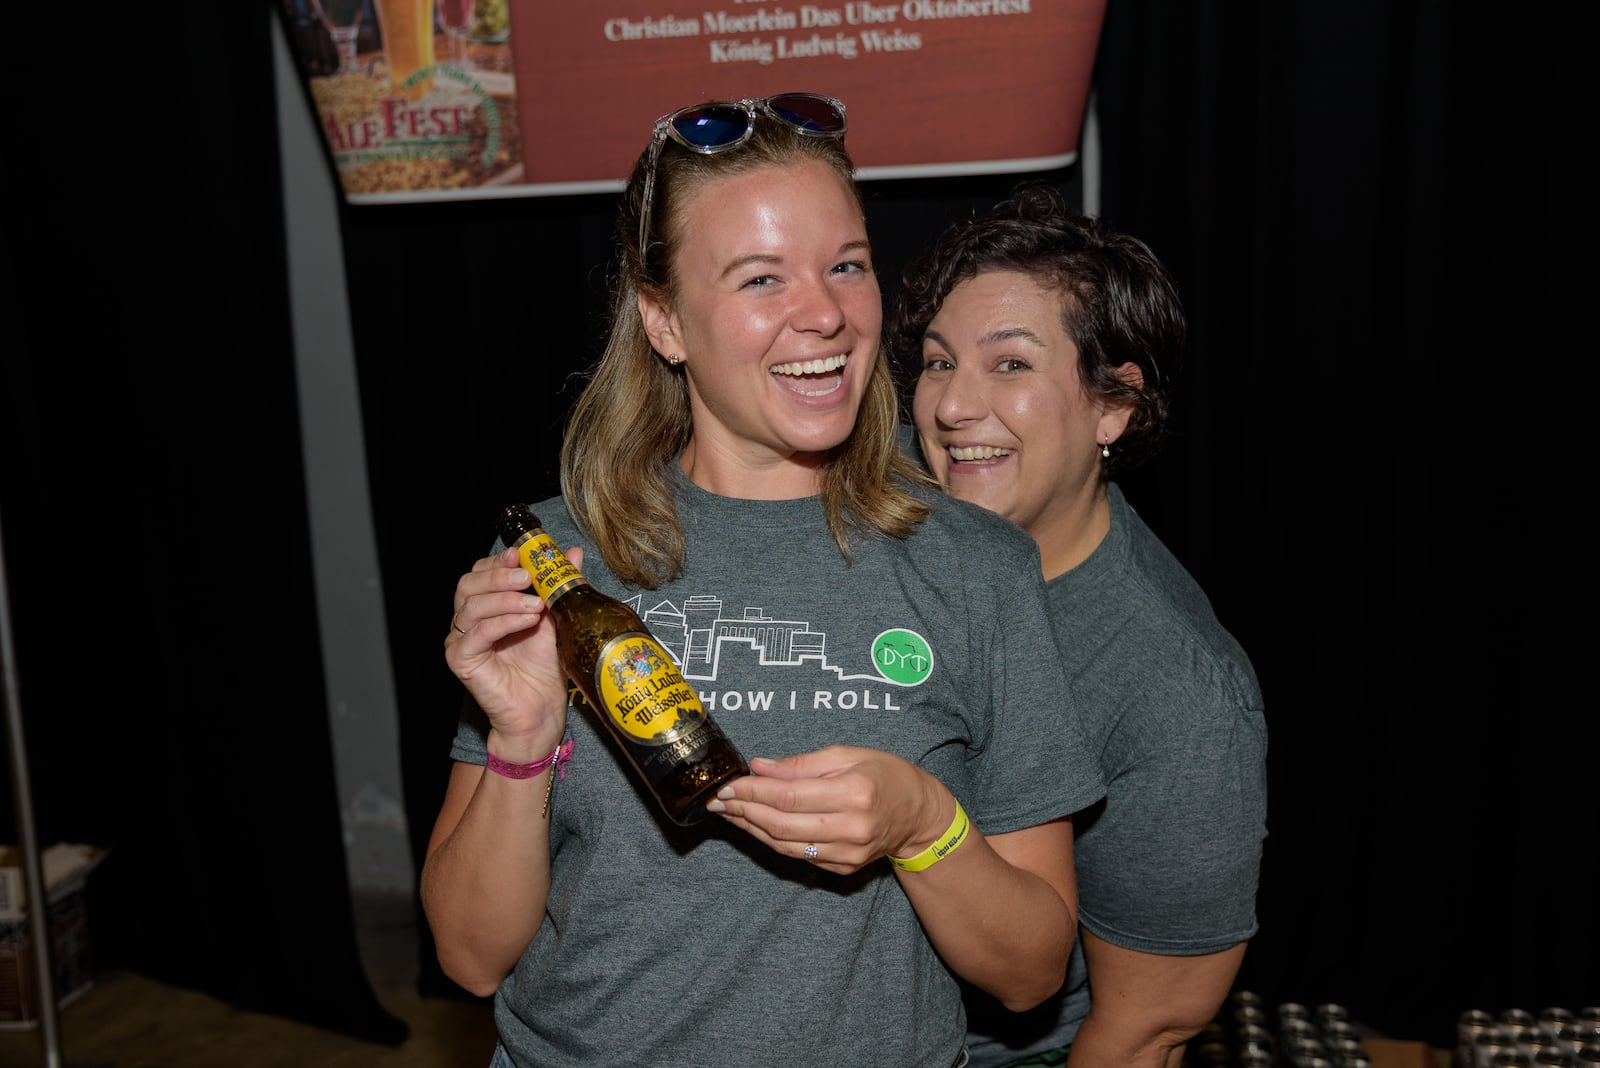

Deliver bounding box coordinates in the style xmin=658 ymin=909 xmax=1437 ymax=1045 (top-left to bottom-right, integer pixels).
xmin=872 ymin=629 xmax=934 ymax=686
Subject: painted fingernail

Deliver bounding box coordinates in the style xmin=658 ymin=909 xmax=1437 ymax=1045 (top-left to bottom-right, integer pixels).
xmin=705 ymin=798 xmax=725 ymax=813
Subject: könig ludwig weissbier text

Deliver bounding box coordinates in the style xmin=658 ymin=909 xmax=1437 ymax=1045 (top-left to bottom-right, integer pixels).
xmin=498 ymin=504 xmax=749 ymax=826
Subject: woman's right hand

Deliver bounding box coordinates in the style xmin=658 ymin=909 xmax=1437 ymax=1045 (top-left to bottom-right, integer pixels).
xmin=443 ymin=545 xmax=580 ymax=748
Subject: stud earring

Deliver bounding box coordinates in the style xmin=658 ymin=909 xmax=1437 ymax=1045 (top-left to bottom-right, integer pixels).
xmin=666 ymin=353 xmax=682 ymax=366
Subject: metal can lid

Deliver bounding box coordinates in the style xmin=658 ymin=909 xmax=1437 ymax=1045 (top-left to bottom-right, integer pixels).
xmin=1235 ymin=1005 xmax=1269 ymax=1027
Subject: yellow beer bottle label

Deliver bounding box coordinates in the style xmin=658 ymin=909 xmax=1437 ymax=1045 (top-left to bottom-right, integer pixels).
xmin=594 ymin=633 xmax=709 ymax=743
xmin=514 ymin=531 xmax=586 ymax=602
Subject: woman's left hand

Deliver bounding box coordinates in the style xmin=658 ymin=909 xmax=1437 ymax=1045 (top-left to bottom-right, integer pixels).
xmin=706 ymin=746 xmax=950 ymax=875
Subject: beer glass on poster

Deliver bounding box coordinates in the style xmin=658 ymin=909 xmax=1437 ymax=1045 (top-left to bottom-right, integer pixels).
xmin=311 ymin=0 xmax=367 ymax=74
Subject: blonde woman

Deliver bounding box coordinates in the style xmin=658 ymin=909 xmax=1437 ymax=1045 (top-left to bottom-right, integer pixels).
xmin=425 ymin=97 xmax=1105 ymax=1068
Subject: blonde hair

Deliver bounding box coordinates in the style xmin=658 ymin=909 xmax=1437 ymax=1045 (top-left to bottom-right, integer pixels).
xmin=560 ymin=105 xmax=933 ymax=589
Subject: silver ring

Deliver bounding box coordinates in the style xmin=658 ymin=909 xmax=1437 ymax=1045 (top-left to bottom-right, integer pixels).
xmin=803 ymin=844 xmax=819 ymax=859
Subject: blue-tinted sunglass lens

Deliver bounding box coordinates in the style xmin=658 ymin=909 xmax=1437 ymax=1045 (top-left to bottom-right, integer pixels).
xmin=671 ymin=106 xmax=751 ymax=149
xmin=767 ymin=94 xmax=845 ymax=133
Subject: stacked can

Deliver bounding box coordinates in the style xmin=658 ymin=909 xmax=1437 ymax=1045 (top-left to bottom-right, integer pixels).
xmin=1473 ymin=1026 xmax=1520 ymax=1068
xmin=1578 ymin=1015 xmax=1600 ymax=1068
xmin=1534 ymin=1010 xmax=1577 ymax=1066
xmin=1271 ymin=1000 xmax=1325 ymax=1066
xmin=1188 ymin=1019 xmax=1232 ymax=1066
xmin=1577 ymin=1007 xmax=1600 ymax=1062
xmin=1460 ymin=1011 xmax=1499 ymax=1068
xmin=1220 ymin=1018 xmax=1276 ymax=1066
xmin=1316 ymin=1005 xmax=1360 ymax=1061
xmin=1516 ymin=1010 xmax=1572 ymax=1067
xmin=1234 ymin=990 xmax=1278 ymax=1066
xmin=1456 ymin=1006 xmax=1600 ymax=1068
xmin=1180 ymin=990 xmax=1270 ymax=1066
xmin=1316 ymin=1003 xmax=1369 ymax=1067
xmin=1492 ymin=1009 xmax=1543 ymax=1068
xmin=1260 ymin=1001 xmax=1370 ymax=1067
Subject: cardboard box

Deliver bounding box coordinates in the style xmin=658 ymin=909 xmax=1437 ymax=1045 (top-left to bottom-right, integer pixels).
xmin=1366 ymin=1038 xmax=1450 ymax=1068
xmin=0 ymin=843 xmax=107 ymax=1029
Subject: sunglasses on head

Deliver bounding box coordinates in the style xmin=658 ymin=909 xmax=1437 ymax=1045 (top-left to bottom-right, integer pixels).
xmin=637 ymin=92 xmax=849 ymax=258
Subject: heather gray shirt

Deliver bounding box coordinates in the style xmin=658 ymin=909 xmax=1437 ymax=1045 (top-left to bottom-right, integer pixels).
xmin=964 ymin=483 xmax=1268 ymax=1067
xmin=451 ymin=473 xmax=1105 ymax=1068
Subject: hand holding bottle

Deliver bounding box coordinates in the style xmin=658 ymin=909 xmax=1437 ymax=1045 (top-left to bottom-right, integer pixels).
xmin=496 ymin=505 xmax=748 ymax=826
xmin=707 ymin=745 xmax=956 ymax=876
xmin=444 ymin=545 xmax=579 ymax=752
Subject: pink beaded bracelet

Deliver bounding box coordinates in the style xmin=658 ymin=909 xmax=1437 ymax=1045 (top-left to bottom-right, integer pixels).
xmin=486 ymin=739 xmax=574 ymax=781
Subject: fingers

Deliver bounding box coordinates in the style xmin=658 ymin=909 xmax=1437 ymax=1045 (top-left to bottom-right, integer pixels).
xmin=446 ymin=548 xmax=532 ymax=643
xmin=439 ymin=537 xmax=587 ymax=747
xmin=447 ymin=544 xmax=585 ymax=643
xmin=741 ymin=746 xmax=860 ymax=781
xmin=710 ymin=748 xmax=943 ymax=876
xmin=708 ymin=768 xmax=882 ymax=873
xmin=712 ymin=797 xmax=863 ymax=873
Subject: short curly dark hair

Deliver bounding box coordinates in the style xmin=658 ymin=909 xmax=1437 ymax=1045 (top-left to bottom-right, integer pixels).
xmin=886 ymin=181 xmax=1184 ymax=476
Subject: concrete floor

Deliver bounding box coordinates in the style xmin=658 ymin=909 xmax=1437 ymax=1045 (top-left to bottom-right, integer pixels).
xmin=0 ymin=892 xmax=497 ymax=1068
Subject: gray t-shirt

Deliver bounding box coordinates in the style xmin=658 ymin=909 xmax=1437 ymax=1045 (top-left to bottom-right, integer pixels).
xmin=451 ymin=474 xmax=1106 ymax=1068
xmin=963 ymin=483 xmax=1268 ymax=1067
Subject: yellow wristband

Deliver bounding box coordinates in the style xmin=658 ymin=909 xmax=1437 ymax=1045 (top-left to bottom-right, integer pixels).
xmin=888 ymin=802 xmax=970 ymax=872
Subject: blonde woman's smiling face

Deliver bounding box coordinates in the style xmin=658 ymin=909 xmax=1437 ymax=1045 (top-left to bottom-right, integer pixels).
xmin=640 ymin=157 xmax=879 ymax=498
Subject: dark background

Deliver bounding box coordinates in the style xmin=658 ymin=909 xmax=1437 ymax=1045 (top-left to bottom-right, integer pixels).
xmin=0 ymin=0 xmax=1578 ymax=1052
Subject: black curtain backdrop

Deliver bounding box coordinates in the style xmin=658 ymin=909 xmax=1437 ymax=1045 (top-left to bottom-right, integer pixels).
xmin=0 ymin=5 xmax=405 ymax=1046
xmin=0 ymin=0 xmax=1580 ymax=1053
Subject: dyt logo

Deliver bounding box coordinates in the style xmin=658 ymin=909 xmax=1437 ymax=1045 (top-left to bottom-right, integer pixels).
xmin=871 ymin=629 xmax=934 ymax=686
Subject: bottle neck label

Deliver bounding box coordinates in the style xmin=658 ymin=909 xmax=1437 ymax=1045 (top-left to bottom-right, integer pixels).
xmin=594 ymin=632 xmax=710 ymax=743
xmin=511 ymin=530 xmax=588 ymax=603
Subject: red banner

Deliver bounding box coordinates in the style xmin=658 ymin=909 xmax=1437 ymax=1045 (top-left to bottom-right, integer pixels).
xmin=281 ymin=0 xmax=1106 ymax=204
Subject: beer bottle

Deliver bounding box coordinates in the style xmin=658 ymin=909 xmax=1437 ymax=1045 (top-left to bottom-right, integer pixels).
xmin=498 ymin=504 xmax=749 ymax=826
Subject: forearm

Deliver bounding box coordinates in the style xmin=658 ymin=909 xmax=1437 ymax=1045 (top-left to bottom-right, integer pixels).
xmin=421 ymin=735 xmax=563 ymax=995
xmin=1065 ymin=936 xmax=1248 ymax=1068
xmin=1066 ymin=1013 xmax=1190 ymax=1068
xmin=896 ymin=816 xmax=1076 ymax=1010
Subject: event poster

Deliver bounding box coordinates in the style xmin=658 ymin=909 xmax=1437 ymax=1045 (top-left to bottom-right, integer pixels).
xmin=280 ymin=0 xmax=1107 ymax=204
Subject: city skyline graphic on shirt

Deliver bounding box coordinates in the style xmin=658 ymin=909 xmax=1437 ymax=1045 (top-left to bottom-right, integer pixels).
xmin=618 ymin=590 xmax=932 ymax=688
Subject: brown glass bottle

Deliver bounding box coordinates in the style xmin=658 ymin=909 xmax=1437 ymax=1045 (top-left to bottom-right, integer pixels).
xmin=497 ymin=504 xmax=749 ymax=826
